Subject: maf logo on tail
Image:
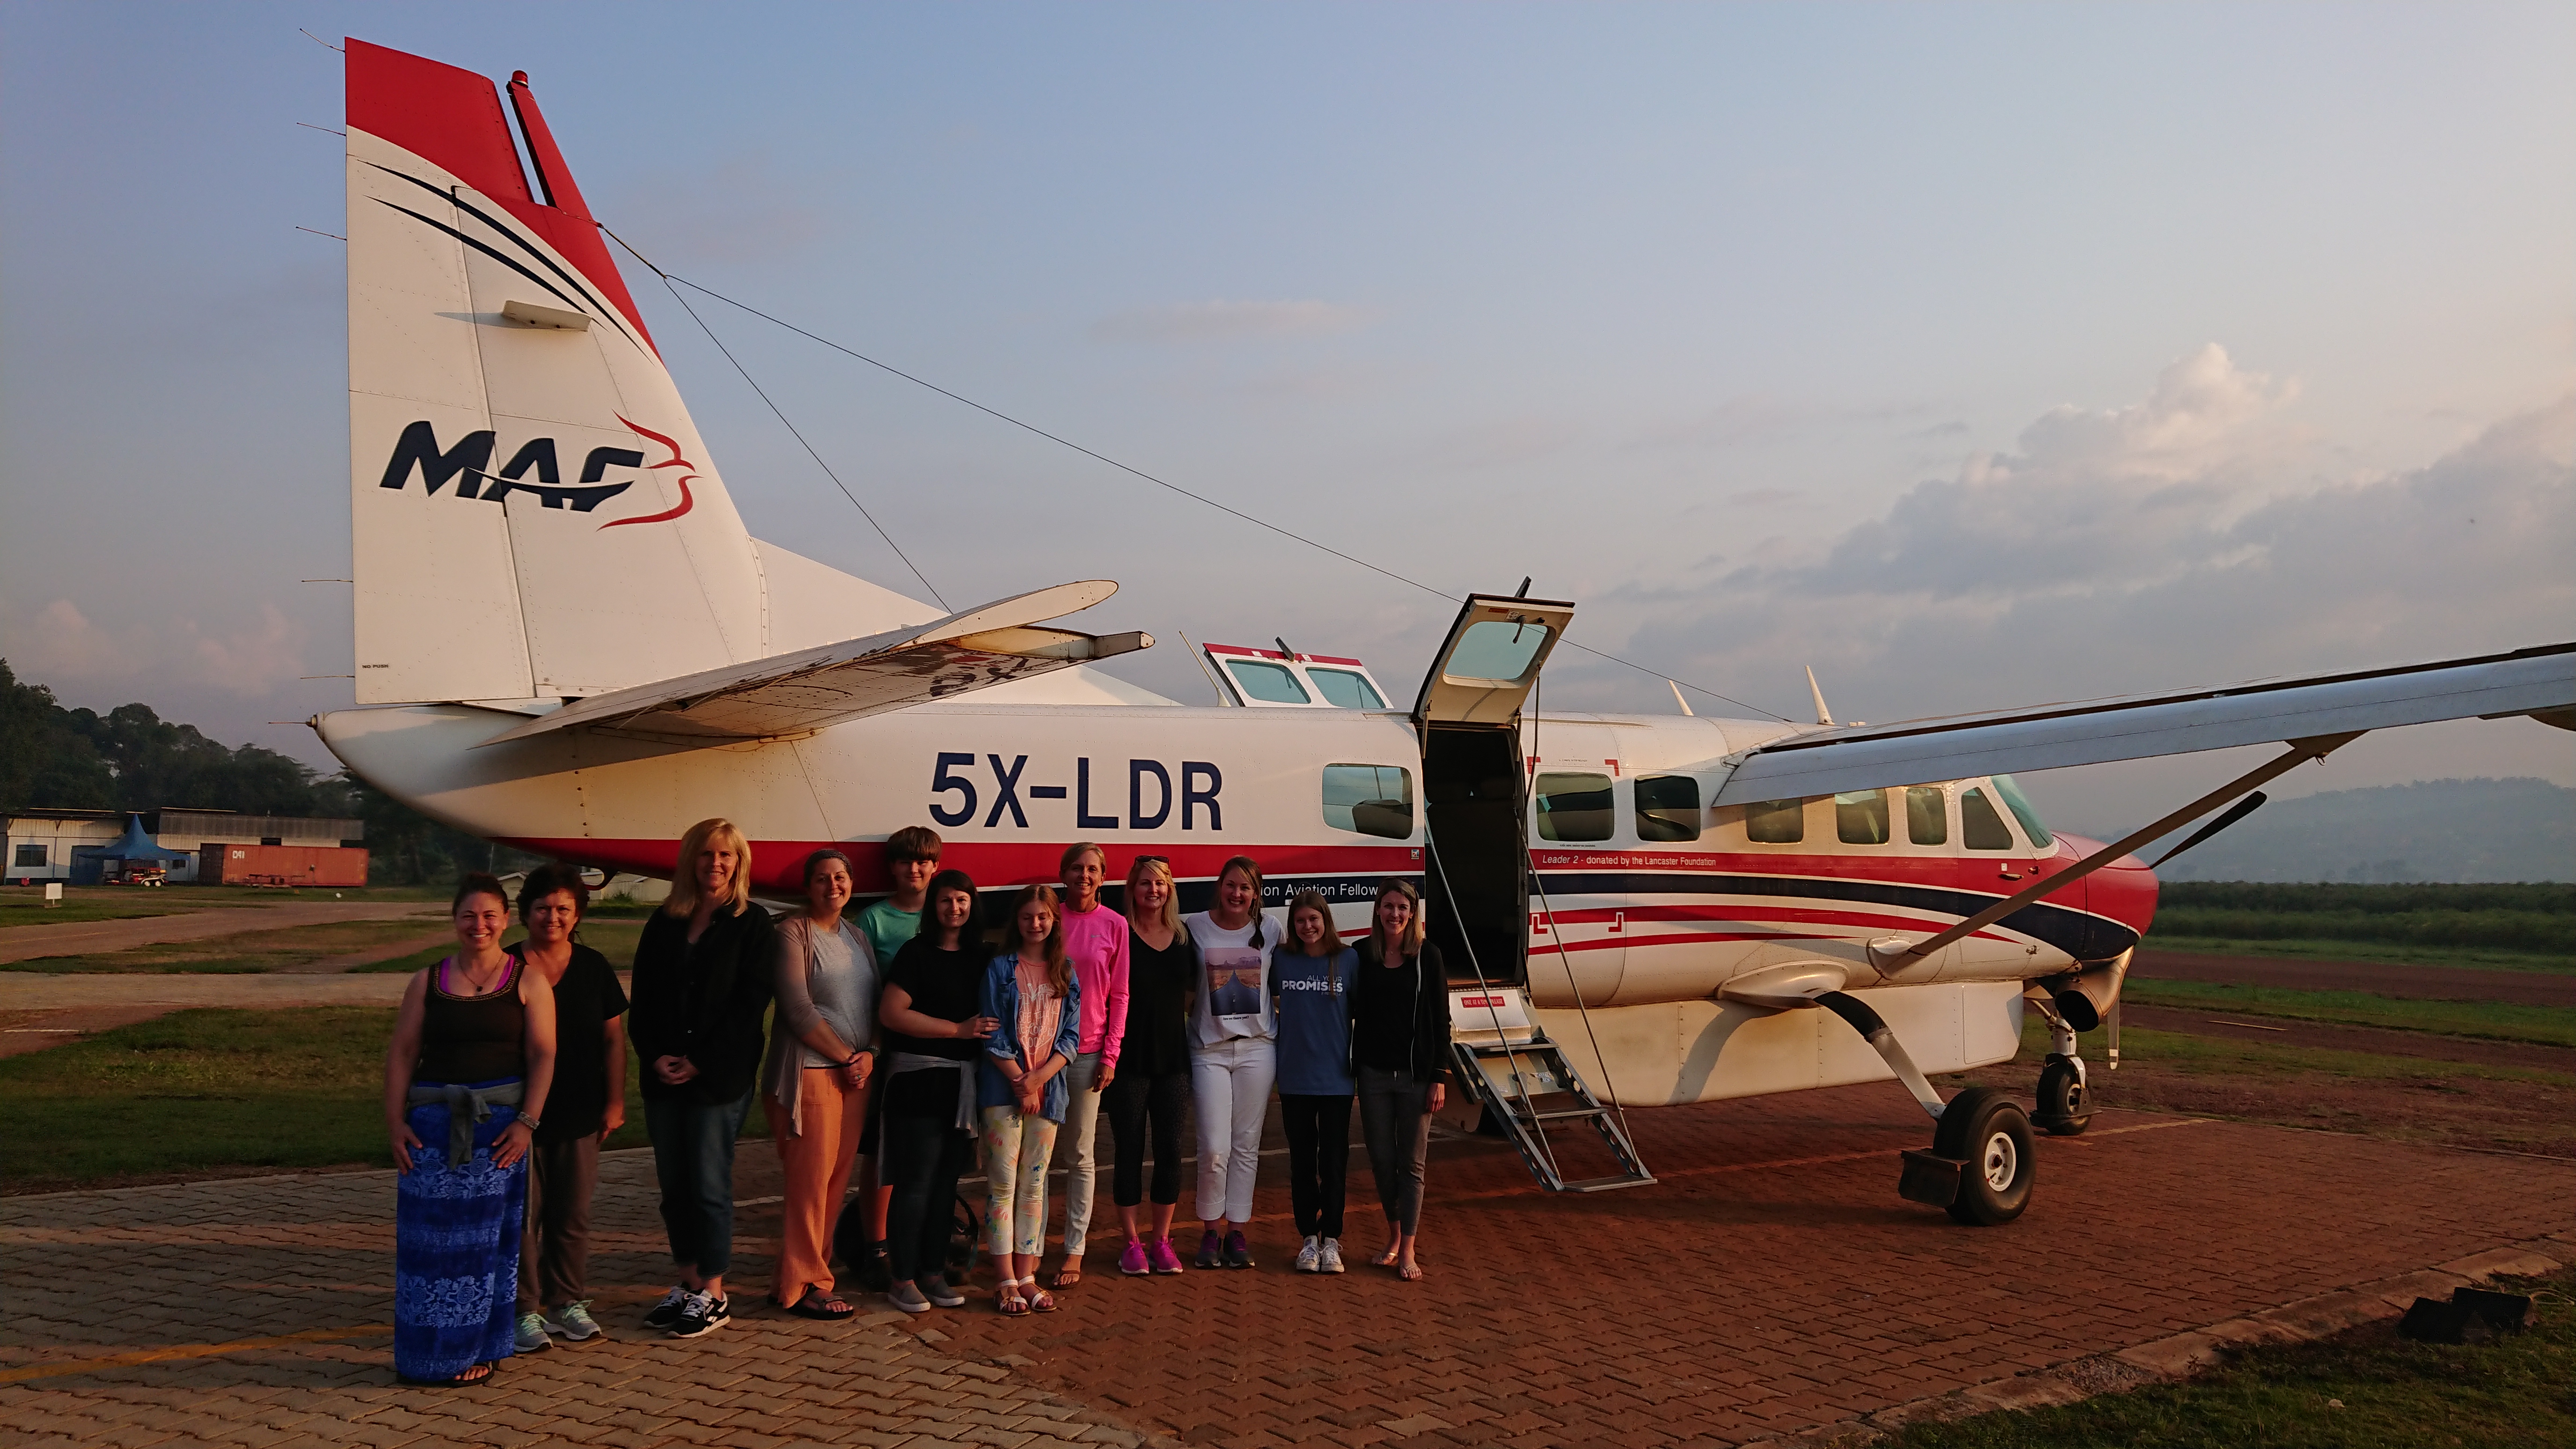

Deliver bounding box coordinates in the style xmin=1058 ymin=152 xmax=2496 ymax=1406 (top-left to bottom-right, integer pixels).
xmin=375 ymin=414 xmax=696 ymax=526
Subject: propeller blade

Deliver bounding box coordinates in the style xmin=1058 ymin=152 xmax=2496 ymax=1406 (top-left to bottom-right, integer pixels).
xmin=2149 ymin=790 xmax=2269 ymax=868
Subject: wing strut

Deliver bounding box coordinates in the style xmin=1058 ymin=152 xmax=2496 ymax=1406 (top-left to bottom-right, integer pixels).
xmin=1868 ymin=731 xmax=2362 ymax=970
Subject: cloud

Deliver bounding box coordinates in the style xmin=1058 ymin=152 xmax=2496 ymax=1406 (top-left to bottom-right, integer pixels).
xmin=1569 ymin=349 xmax=2571 ymax=732
xmin=3 ymin=600 xmax=309 ymax=699
xmin=1090 ymin=299 xmax=1374 ymax=343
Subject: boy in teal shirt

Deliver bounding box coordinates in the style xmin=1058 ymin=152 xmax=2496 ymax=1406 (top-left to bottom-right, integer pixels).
xmin=843 ymin=826 xmax=941 ymax=1288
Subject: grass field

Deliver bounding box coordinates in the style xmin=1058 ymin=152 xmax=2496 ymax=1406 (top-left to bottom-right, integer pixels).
xmin=0 ymin=884 xmax=449 ymax=930
xmin=2142 ymin=934 xmax=2576 ymax=973
xmin=2152 ymin=881 xmax=2575 ymax=957
xmin=2121 ymin=978 xmax=2576 ymax=1048
xmin=0 ymin=1005 xmax=700 ymax=1194
xmin=1890 ymin=1271 xmax=2575 ymax=1449
xmin=348 ymin=916 xmax=649 ymax=973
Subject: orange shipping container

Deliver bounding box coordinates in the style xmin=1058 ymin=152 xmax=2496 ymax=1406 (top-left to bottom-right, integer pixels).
xmin=201 ymin=844 xmax=369 ymax=888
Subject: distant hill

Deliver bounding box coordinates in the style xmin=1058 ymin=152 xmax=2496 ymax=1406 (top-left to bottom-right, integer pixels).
xmin=2113 ymin=777 xmax=2574 ymax=884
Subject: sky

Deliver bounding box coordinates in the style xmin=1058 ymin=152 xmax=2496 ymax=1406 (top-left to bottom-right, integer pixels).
xmin=3 ymin=2 xmax=2570 ymax=838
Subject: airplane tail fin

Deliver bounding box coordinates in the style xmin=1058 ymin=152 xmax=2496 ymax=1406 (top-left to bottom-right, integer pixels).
xmin=342 ymin=40 xmax=933 ymax=705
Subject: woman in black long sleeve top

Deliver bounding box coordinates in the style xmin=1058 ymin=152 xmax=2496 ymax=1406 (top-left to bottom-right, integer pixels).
xmin=627 ymin=819 xmax=777 ymax=1339
xmin=1346 ymin=878 xmax=1451 ymax=1282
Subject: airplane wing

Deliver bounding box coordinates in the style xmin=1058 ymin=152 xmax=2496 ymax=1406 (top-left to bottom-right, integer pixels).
xmin=475 ymin=580 xmax=1148 ymax=747
xmin=1710 ymin=641 xmax=2576 ymax=804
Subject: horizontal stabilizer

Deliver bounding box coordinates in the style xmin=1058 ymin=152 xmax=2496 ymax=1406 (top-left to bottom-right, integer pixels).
xmin=1712 ymin=641 xmax=2576 ymax=803
xmin=476 ymin=581 xmax=1145 ymax=747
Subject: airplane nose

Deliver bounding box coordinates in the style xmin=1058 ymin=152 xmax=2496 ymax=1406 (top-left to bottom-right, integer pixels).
xmin=2056 ymin=831 xmax=2160 ymax=952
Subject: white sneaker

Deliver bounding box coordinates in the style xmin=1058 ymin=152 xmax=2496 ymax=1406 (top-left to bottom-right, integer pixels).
xmin=1294 ymin=1235 xmax=1321 ymax=1273
xmin=1318 ymin=1237 xmax=1346 ymax=1274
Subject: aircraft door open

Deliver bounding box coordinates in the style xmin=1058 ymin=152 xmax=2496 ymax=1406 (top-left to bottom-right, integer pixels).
xmin=1413 ymin=594 xmax=1576 ymax=991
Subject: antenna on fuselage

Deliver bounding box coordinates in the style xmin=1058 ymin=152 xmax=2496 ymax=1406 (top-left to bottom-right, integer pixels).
xmin=1805 ymin=666 xmax=1836 ymax=726
xmin=1177 ymin=629 xmax=1235 ymax=705
xmin=1669 ymin=681 xmax=1694 ymax=717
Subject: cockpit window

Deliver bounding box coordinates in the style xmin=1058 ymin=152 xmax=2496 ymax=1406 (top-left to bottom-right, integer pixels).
xmin=1834 ymin=790 xmax=1891 ymax=844
xmin=1226 ymin=659 xmax=1309 ymax=704
xmin=1744 ymin=798 xmax=1806 ymax=844
xmin=1308 ymin=668 xmax=1384 ymax=709
xmin=1961 ymin=787 xmax=2014 ymax=850
xmin=1988 ymin=774 xmax=2053 ymax=847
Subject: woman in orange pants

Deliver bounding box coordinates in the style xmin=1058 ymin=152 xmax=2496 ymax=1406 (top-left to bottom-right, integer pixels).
xmin=762 ymin=849 xmax=879 ymax=1318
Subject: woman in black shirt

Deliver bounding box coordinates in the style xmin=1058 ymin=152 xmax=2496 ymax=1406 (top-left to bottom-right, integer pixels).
xmin=875 ymin=869 xmax=1001 ymax=1314
xmin=628 ymin=819 xmax=777 ymax=1340
xmin=1104 ymin=856 xmax=1196 ymax=1276
xmin=1347 ymin=878 xmax=1451 ymax=1281
xmin=509 ymin=863 xmax=627 ymax=1353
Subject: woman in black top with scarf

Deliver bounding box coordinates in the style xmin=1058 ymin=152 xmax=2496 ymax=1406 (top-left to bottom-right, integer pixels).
xmin=628 ymin=818 xmax=777 ymax=1340
xmin=1347 ymin=878 xmax=1452 ymax=1281
xmin=1104 ymin=856 xmax=1196 ymax=1276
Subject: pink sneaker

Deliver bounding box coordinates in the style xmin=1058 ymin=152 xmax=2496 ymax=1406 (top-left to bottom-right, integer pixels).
xmin=1148 ymin=1235 xmax=1186 ymax=1274
xmin=1119 ymin=1239 xmax=1150 ymax=1276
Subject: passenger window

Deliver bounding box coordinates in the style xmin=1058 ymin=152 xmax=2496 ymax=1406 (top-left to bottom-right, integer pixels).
xmin=1744 ymin=798 xmax=1806 ymax=844
xmin=1308 ymin=668 xmax=1385 ymax=709
xmin=1835 ymin=790 xmax=1891 ymax=844
xmin=1226 ymin=659 xmax=1309 ymax=704
xmin=1446 ymin=620 xmax=1551 ymax=681
xmin=1635 ymin=775 xmax=1701 ymax=842
xmin=1905 ymin=787 xmax=1948 ymax=846
xmin=1534 ymin=772 xmax=1615 ymax=842
xmin=1989 ymin=774 xmax=2054 ymax=847
xmin=1961 ymin=787 xmax=2014 ymax=850
xmin=1321 ymin=764 xmax=1414 ymax=839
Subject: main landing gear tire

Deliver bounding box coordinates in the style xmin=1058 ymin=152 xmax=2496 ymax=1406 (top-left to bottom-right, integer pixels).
xmin=1933 ymin=1087 xmax=2035 ymax=1226
xmin=2035 ymin=1057 xmax=2093 ymax=1137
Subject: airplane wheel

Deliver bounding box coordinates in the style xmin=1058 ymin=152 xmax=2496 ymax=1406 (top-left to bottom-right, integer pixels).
xmin=1933 ymin=1087 xmax=2034 ymax=1226
xmin=2035 ymin=1058 xmax=2093 ymax=1136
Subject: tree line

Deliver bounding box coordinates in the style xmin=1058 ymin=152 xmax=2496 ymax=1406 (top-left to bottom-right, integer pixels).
xmin=0 ymin=659 xmax=527 ymax=886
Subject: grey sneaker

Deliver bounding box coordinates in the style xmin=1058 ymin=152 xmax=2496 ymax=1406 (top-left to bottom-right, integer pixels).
xmin=885 ymin=1281 xmax=931 ymax=1314
xmin=1318 ymin=1237 xmax=1346 ymax=1274
xmin=544 ymin=1300 xmax=602 ymax=1341
xmin=513 ymin=1311 xmax=553 ymax=1353
xmin=1294 ymin=1236 xmax=1321 ymax=1273
xmin=919 ymin=1273 xmax=966 ymax=1309
xmin=1224 ymin=1230 xmax=1254 ymax=1270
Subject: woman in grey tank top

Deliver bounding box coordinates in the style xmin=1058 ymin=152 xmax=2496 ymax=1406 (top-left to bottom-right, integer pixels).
xmin=762 ymin=849 xmax=880 ymax=1318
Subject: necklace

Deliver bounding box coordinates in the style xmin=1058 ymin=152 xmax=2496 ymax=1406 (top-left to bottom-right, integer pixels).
xmin=450 ymin=953 xmax=509 ymax=996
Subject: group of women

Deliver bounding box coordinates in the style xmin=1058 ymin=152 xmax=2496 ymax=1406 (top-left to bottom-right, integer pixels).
xmin=384 ymin=819 xmax=1455 ymax=1386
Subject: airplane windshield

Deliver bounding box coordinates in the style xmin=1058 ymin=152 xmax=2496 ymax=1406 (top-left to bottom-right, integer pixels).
xmin=1309 ymin=668 xmax=1384 ymax=709
xmin=1987 ymin=774 xmax=2054 ymax=847
xmin=1227 ymin=659 xmax=1310 ymax=704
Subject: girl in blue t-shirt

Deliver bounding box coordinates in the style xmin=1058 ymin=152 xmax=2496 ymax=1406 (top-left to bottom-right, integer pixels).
xmin=1271 ymin=889 xmax=1358 ymax=1274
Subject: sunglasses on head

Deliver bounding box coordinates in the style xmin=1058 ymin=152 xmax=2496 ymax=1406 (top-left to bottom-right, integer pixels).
xmin=1133 ymin=855 xmax=1170 ymax=866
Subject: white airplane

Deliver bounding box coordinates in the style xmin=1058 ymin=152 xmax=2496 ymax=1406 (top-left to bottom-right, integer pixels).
xmin=315 ymin=39 xmax=2576 ymax=1224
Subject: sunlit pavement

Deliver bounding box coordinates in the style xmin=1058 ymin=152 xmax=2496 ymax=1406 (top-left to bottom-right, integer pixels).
xmin=5 ymin=1084 xmax=2573 ymax=1448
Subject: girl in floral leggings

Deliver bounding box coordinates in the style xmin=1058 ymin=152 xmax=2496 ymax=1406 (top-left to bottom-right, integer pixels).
xmin=977 ymin=885 xmax=1082 ymax=1314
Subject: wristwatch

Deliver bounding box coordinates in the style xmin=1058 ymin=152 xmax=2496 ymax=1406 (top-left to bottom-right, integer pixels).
xmin=517 ymin=1113 xmax=542 ymax=1132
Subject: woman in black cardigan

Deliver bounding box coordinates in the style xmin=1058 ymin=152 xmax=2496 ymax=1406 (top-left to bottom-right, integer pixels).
xmin=1346 ymin=878 xmax=1452 ymax=1281
xmin=628 ymin=818 xmax=777 ymax=1339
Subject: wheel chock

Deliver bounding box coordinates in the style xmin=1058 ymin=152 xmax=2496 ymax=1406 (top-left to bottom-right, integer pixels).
xmin=1897 ymin=1149 xmax=1967 ymax=1208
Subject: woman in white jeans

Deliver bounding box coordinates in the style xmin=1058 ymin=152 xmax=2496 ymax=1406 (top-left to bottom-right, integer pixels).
xmin=1184 ymin=856 xmax=1281 ymax=1269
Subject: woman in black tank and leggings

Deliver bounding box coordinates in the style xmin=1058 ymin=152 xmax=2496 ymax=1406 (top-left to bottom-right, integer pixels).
xmin=1347 ymin=878 xmax=1450 ymax=1281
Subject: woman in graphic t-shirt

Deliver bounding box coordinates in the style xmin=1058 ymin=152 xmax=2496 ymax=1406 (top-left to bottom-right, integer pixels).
xmin=1182 ymin=856 xmax=1283 ymax=1269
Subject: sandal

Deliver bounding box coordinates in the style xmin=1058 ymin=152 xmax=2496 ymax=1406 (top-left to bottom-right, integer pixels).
xmin=1397 ymin=1261 xmax=1425 ymax=1282
xmin=996 ymin=1280 xmax=1029 ymax=1317
xmin=1025 ymin=1281 xmax=1057 ymax=1313
xmin=787 ymin=1289 xmax=856 ymax=1320
xmin=1051 ymin=1261 xmax=1082 ymax=1289
xmin=1375 ymin=1244 xmax=1402 ymax=1268
xmin=404 ymin=1361 xmax=495 ymax=1388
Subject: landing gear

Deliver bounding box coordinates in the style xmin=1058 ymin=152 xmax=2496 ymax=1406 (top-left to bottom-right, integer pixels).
xmin=1930 ymin=1087 xmax=2035 ymax=1225
xmin=2031 ymin=1010 xmax=2093 ymax=1136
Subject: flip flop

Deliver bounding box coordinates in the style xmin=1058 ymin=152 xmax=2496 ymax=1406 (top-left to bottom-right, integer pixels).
xmin=787 ymin=1290 xmax=856 ymax=1320
xmin=402 ymin=1361 xmax=495 ymax=1388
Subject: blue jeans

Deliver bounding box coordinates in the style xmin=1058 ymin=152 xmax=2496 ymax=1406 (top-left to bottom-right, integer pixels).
xmin=645 ymin=1091 xmax=751 ymax=1279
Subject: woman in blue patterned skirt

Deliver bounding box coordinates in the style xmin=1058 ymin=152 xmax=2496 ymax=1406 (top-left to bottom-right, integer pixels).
xmin=384 ymin=872 xmax=559 ymax=1386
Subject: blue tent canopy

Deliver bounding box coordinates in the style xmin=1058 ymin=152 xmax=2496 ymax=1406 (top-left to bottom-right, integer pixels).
xmin=69 ymin=813 xmax=194 ymax=884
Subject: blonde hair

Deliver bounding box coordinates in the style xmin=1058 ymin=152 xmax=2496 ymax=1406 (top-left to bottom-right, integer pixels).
xmin=1003 ymin=884 xmax=1073 ymax=996
xmin=1370 ymin=878 xmax=1425 ymax=961
xmin=665 ymin=817 xmax=753 ymax=918
xmin=1124 ymin=856 xmax=1182 ymax=939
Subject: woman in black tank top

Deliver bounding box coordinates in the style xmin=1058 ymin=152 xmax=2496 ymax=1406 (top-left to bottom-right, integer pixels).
xmin=383 ymin=873 xmax=558 ymax=1388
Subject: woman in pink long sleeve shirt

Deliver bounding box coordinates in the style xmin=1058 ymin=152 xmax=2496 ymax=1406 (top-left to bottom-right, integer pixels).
xmin=1048 ymin=842 xmax=1129 ymax=1288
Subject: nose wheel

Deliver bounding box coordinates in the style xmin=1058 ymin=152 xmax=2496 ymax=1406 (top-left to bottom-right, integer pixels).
xmin=2035 ymin=1055 xmax=2093 ymax=1136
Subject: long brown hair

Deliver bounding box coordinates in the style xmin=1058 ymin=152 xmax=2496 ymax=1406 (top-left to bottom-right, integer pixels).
xmin=665 ymin=818 xmax=752 ymax=918
xmin=1369 ymin=878 xmax=1425 ymax=962
xmin=1215 ymin=855 xmax=1267 ymax=948
xmin=1003 ymin=883 xmax=1073 ymax=996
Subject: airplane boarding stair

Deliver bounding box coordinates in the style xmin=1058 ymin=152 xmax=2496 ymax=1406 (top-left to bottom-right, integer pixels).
xmin=1448 ymin=986 xmax=1655 ymax=1193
